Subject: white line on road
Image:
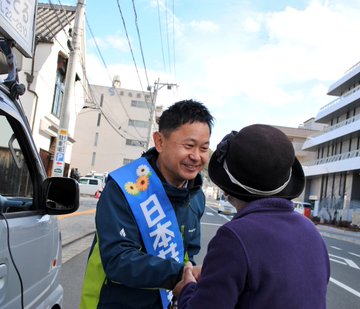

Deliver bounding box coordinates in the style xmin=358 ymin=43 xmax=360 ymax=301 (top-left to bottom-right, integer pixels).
xmin=219 ymin=214 xmax=231 ymax=221
xmin=330 ymin=246 xmax=342 ymax=250
xmin=329 ymin=258 xmax=346 ymax=265
xmin=329 ymin=253 xmax=360 ymax=269
xmin=330 ymin=277 xmax=360 ymax=298
xmin=201 ymin=222 xmax=223 ymax=227
xmin=205 ymin=212 xmax=214 ymax=216
xmin=349 ymin=252 xmax=360 ymax=258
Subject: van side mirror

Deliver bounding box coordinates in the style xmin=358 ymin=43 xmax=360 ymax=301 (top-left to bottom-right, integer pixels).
xmin=42 ymin=177 xmax=79 ymax=215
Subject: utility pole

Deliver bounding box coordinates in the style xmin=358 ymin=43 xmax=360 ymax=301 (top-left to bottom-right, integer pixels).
xmin=51 ymin=0 xmax=86 ymax=177
xmin=146 ymin=79 xmax=178 ymax=149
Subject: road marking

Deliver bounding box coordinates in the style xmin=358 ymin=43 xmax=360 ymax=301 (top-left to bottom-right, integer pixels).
xmin=201 ymin=222 xmax=223 ymax=227
xmin=205 ymin=212 xmax=214 ymax=216
xmin=330 ymin=277 xmax=360 ymax=298
xmin=329 ymin=258 xmax=346 ymax=266
xmin=330 ymin=246 xmax=342 ymax=250
xmin=349 ymin=252 xmax=360 ymax=258
xmin=58 ymin=209 xmax=96 ymax=220
xmin=219 ymin=214 xmax=231 ymax=221
xmin=329 ymin=254 xmax=360 ymax=269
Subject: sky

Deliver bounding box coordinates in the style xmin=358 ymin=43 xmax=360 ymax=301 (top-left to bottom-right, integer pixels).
xmin=63 ymin=0 xmax=360 ymax=149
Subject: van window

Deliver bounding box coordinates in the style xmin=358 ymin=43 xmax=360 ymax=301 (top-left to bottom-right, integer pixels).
xmin=89 ymin=179 xmax=98 ymax=185
xmin=79 ymin=178 xmax=89 ymax=184
xmin=0 ymin=115 xmax=33 ymax=199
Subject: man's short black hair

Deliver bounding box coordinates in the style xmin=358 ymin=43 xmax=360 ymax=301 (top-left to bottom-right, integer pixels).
xmin=158 ymin=99 xmax=214 ymax=136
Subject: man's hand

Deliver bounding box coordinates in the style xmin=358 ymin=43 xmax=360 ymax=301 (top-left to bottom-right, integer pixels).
xmin=173 ymin=262 xmax=197 ymax=297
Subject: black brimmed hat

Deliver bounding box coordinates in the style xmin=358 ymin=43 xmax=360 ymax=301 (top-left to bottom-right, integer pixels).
xmin=209 ymin=124 xmax=305 ymax=201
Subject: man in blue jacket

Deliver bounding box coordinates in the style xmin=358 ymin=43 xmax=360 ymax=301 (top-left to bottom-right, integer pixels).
xmin=80 ymin=100 xmax=214 ymax=309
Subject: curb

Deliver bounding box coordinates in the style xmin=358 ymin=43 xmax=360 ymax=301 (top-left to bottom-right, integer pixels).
xmin=317 ymin=230 xmax=360 ymax=245
xmin=62 ymin=231 xmax=95 ymax=247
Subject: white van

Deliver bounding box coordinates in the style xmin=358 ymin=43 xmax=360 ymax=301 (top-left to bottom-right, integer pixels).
xmin=79 ymin=176 xmax=104 ymax=196
xmin=0 ymin=82 xmax=79 ymax=308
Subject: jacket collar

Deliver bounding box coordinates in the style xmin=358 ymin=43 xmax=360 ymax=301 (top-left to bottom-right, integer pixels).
xmin=232 ymin=197 xmax=294 ymax=220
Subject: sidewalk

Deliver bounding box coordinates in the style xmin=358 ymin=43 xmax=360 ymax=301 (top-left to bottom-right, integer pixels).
xmin=316 ymin=224 xmax=360 ymax=245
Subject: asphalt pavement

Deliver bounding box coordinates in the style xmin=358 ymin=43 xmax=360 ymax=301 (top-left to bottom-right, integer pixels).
xmin=60 ymin=198 xmax=360 ymax=264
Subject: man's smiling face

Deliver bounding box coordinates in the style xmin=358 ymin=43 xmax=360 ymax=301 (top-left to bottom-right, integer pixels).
xmin=154 ymin=122 xmax=211 ymax=188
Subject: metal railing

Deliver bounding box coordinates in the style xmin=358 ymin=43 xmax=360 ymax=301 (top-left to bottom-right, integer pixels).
xmin=319 ymin=83 xmax=360 ymax=112
xmin=304 ymin=149 xmax=360 ymax=166
xmin=323 ymin=113 xmax=360 ymax=133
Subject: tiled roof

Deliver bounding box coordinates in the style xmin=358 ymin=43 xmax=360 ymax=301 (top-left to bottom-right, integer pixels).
xmin=36 ymin=2 xmax=76 ymax=43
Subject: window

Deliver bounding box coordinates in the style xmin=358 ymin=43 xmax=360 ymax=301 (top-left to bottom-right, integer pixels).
xmin=89 ymin=179 xmax=99 ymax=185
xmin=131 ymin=100 xmax=150 ymax=109
xmin=100 ymin=94 xmax=104 ymax=107
xmin=91 ymin=152 xmax=96 ymax=166
xmin=0 ymin=115 xmax=33 ymax=199
xmin=94 ymin=132 xmax=99 ymax=146
xmin=97 ymin=113 xmax=101 ymax=126
xmin=126 ymin=139 xmax=147 ymax=148
xmin=136 ymin=93 xmax=141 ymax=98
xmin=128 ymin=119 xmax=149 ymax=128
xmin=128 ymin=92 xmax=133 ymax=97
xmin=51 ymin=54 xmax=67 ymax=118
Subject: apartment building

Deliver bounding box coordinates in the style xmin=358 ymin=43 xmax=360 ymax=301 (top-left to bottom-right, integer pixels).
xmin=70 ymin=79 xmax=162 ymax=176
xmin=302 ymin=61 xmax=360 ymax=225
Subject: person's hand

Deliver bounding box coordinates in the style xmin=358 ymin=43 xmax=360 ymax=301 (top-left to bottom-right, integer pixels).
xmin=173 ymin=262 xmax=196 ymax=297
xmin=192 ymin=265 xmax=202 ymax=281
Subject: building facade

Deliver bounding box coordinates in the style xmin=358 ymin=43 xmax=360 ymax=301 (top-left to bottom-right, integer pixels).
xmin=11 ymin=3 xmax=86 ymax=176
xmin=302 ymin=61 xmax=360 ymax=225
xmin=70 ymin=81 xmax=161 ymax=177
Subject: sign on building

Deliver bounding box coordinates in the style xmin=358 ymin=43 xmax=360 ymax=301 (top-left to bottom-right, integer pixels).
xmin=0 ymin=0 xmax=38 ymax=57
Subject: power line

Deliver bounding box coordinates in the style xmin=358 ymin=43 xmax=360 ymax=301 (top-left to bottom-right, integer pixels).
xmin=164 ymin=0 xmax=172 ymax=74
xmin=131 ymin=0 xmax=151 ymax=91
xmin=47 ymin=0 xmax=72 ymax=39
xmin=171 ymin=0 xmax=176 ymax=78
xmin=116 ymin=0 xmax=149 ymax=100
xmin=157 ymin=0 xmax=167 ymax=73
xmin=85 ymin=16 xmax=149 ymax=138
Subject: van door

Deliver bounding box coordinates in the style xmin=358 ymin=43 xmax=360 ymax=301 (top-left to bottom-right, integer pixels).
xmin=0 ymin=99 xmax=62 ymax=307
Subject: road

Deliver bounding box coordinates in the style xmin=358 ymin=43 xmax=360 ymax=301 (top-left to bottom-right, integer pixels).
xmin=323 ymin=236 xmax=360 ymax=308
xmin=59 ymin=197 xmax=360 ymax=309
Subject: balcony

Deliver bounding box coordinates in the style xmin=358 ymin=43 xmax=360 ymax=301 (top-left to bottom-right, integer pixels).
xmin=327 ymin=61 xmax=360 ymax=96
xmin=302 ymin=115 xmax=360 ymax=150
xmin=315 ymin=84 xmax=360 ymax=123
xmin=303 ymin=149 xmax=360 ymax=176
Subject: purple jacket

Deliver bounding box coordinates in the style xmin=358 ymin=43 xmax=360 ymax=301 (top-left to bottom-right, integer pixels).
xmin=178 ymin=198 xmax=330 ymax=308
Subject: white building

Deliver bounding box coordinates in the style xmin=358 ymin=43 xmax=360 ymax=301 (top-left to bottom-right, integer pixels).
xmin=70 ymin=80 xmax=162 ymax=176
xmin=302 ymin=61 xmax=360 ymax=225
xmin=9 ymin=3 xmax=86 ymax=176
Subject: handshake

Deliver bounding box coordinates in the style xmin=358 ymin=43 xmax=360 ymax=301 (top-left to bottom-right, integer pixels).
xmin=173 ymin=262 xmax=201 ymax=297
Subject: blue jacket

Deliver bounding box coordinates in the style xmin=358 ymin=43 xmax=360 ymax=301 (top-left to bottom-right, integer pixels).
xmin=80 ymin=148 xmax=206 ymax=309
xmin=178 ymin=198 xmax=330 ymax=309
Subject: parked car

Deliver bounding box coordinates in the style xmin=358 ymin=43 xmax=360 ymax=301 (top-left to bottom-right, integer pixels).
xmin=85 ymin=171 xmax=107 ymax=184
xmin=0 ymin=82 xmax=79 ymax=308
xmin=292 ymin=201 xmax=313 ymax=218
xmin=79 ymin=177 xmax=104 ymax=196
xmin=218 ymin=192 xmax=237 ymax=215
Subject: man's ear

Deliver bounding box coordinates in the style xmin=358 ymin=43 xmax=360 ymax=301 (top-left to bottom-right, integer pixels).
xmin=153 ymin=131 xmax=163 ymax=152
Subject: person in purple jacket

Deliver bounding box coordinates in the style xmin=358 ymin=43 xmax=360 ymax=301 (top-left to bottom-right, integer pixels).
xmin=173 ymin=124 xmax=330 ymax=309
